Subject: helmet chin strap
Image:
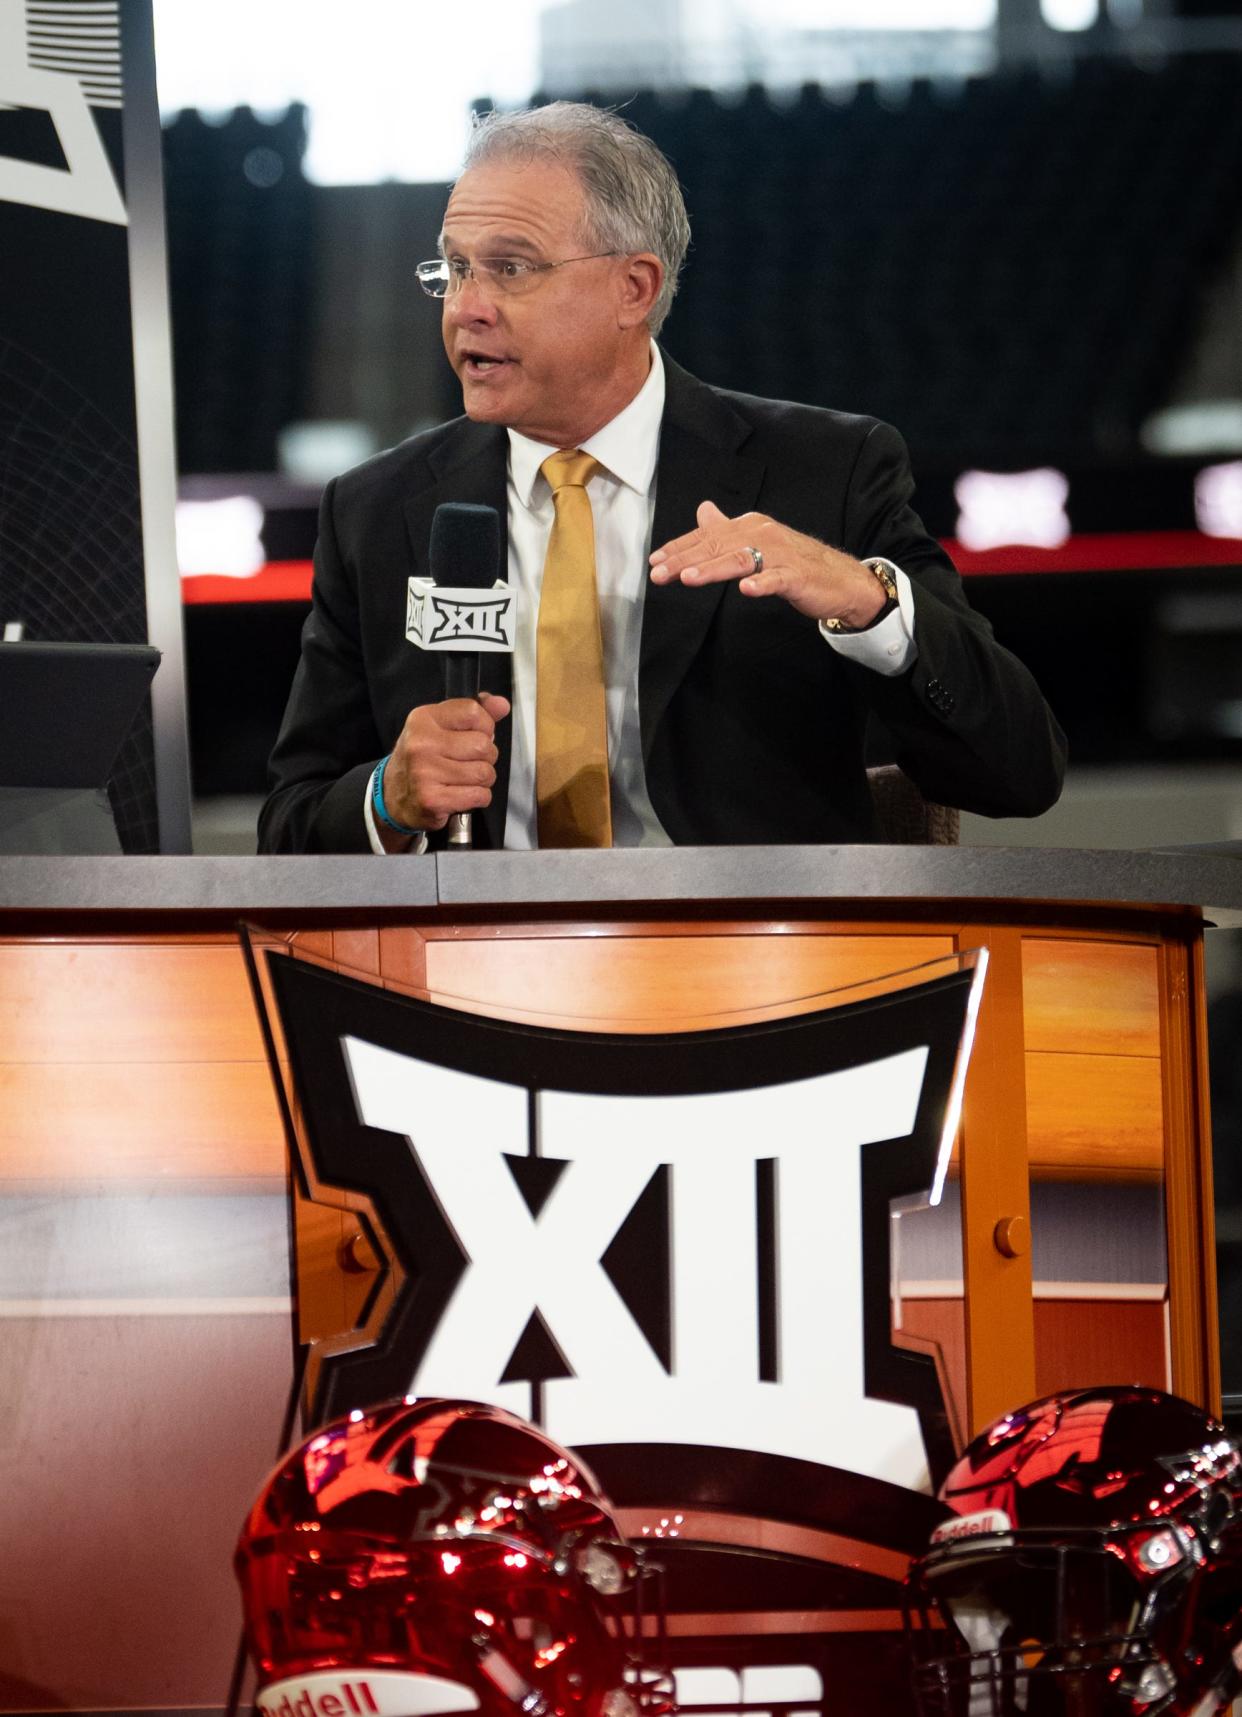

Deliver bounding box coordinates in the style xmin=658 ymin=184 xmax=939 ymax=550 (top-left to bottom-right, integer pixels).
xmin=1188 ymin=1689 xmax=1231 ymax=1717
xmin=1186 ymin=1649 xmax=1242 ymax=1717
xmin=473 ymin=1639 xmax=550 ymax=1717
xmin=472 ymin=1636 xmax=635 ymax=1717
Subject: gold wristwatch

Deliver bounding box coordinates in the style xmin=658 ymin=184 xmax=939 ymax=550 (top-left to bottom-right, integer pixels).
xmin=821 ymin=557 xmax=899 ymax=634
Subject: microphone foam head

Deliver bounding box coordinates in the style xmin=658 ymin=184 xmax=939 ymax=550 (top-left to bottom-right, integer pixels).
xmin=428 ymin=502 xmax=501 ymax=590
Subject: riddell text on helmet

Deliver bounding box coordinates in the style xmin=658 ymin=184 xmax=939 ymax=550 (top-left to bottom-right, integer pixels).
xmin=257 ymin=1682 xmax=378 ymax=1717
xmin=256 ymin=1672 xmax=480 ymax=1717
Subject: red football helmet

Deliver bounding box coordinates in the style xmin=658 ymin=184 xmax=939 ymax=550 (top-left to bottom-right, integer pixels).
xmin=235 ymin=1398 xmax=670 ymax=1717
xmin=903 ymin=1388 xmax=1242 ymax=1715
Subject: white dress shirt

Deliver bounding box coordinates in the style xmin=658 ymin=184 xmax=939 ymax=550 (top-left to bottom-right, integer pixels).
xmin=366 ymin=345 xmax=917 ymax=852
xmin=504 ymin=347 xmax=670 ymax=848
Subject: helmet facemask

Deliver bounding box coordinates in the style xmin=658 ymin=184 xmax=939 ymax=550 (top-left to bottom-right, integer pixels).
xmin=905 ymin=1523 xmax=1205 ymax=1716
xmin=903 ymin=1390 xmax=1242 ymax=1717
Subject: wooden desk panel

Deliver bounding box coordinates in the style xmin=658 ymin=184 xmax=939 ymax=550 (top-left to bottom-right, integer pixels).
xmin=1022 ymin=939 xmax=1161 ymax=1058
xmin=421 ymin=928 xmax=958 ymax=1025
xmin=0 ymin=937 xmax=284 ymax=1185
xmin=0 ymin=939 xmax=267 ymax=1062
xmin=1026 ymin=1050 xmax=1164 ymax=1180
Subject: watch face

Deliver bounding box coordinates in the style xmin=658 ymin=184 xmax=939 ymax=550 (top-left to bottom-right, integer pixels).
xmin=863 ymin=559 xmax=899 ymax=602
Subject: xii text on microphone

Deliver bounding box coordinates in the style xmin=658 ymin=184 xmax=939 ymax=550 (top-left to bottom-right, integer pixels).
xmin=408 ymin=502 xmax=512 ymax=703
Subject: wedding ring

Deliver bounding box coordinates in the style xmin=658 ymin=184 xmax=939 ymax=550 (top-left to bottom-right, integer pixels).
xmin=747 ymin=546 xmax=764 ymax=575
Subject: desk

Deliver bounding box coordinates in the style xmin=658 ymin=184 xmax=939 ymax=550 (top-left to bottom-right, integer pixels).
xmin=1 ymin=846 xmax=1238 ymax=1715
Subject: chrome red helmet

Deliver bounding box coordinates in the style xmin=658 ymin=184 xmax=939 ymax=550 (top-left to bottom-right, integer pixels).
xmin=903 ymin=1388 xmax=1242 ymax=1716
xmin=236 ymin=1398 xmax=668 ymax=1717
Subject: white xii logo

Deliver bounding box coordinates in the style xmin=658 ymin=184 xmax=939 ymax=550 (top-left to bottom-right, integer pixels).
xmin=344 ymin=1036 xmax=935 ymax=1493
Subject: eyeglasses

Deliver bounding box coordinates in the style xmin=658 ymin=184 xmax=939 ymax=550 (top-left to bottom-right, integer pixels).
xmin=417 ymin=253 xmax=621 ymax=299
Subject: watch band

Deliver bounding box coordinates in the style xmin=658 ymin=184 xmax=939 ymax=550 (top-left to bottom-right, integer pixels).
xmin=821 ymin=557 xmax=899 ymax=634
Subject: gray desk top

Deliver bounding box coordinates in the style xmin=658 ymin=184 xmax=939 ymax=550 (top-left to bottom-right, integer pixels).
xmin=1 ymin=846 xmax=1241 ymax=925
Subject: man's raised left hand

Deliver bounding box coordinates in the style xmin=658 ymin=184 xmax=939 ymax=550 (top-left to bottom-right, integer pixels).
xmin=649 ymin=499 xmax=888 ymax=630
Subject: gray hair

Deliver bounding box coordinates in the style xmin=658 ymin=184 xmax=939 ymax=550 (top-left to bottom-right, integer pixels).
xmin=462 ymin=102 xmax=690 ymax=337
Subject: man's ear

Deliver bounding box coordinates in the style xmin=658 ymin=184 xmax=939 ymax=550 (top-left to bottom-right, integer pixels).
xmin=617 ymin=253 xmax=663 ymax=329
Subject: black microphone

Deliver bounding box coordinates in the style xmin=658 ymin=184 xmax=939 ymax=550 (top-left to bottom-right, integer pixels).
xmin=430 ymin=502 xmax=503 ymax=701
xmin=425 ymin=502 xmax=504 ymax=848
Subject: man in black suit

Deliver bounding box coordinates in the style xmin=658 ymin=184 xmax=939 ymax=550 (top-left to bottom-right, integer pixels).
xmin=260 ymin=103 xmax=1064 ymax=855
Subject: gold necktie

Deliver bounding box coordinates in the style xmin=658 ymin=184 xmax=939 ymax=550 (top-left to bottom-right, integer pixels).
xmin=536 ymin=449 xmax=612 ymax=848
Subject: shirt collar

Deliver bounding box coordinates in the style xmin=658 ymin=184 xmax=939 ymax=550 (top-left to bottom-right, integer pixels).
xmin=508 ymin=342 xmax=666 ymax=508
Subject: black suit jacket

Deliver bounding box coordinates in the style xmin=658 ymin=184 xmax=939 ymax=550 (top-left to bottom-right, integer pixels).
xmin=259 ymin=356 xmax=1065 ymax=853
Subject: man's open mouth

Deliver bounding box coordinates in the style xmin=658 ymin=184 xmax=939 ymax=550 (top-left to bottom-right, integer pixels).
xmin=463 ymin=352 xmax=512 ymax=374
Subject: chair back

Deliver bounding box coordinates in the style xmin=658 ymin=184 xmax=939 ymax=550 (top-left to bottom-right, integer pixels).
xmin=866 ymin=763 xmax=960 ymax=845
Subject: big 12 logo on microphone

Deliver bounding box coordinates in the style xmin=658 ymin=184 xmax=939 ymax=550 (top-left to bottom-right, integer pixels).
xmin=406 ymin=578 xmax=516 ymax=652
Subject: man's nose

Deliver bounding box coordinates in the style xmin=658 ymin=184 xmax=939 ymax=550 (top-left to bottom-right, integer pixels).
xmin=444 ymin=273 xmax=500 ymax=324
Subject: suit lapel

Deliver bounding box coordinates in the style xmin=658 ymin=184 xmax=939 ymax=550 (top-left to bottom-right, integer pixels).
xmin=402 ymin=421 xmax=512 ymax=850
xmin=640 ymin=356 xmax=766 ymax=760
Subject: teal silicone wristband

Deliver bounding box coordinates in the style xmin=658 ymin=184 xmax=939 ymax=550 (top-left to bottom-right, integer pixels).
xmin=371 ymin=755 xmax=423 ymax=837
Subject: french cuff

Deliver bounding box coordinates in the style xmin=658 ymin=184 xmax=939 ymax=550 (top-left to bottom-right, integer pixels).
xmin=818 ymin=562 xmax=917 ymax=677
xmin=364 ymin=765 xmax=428 ymax=856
